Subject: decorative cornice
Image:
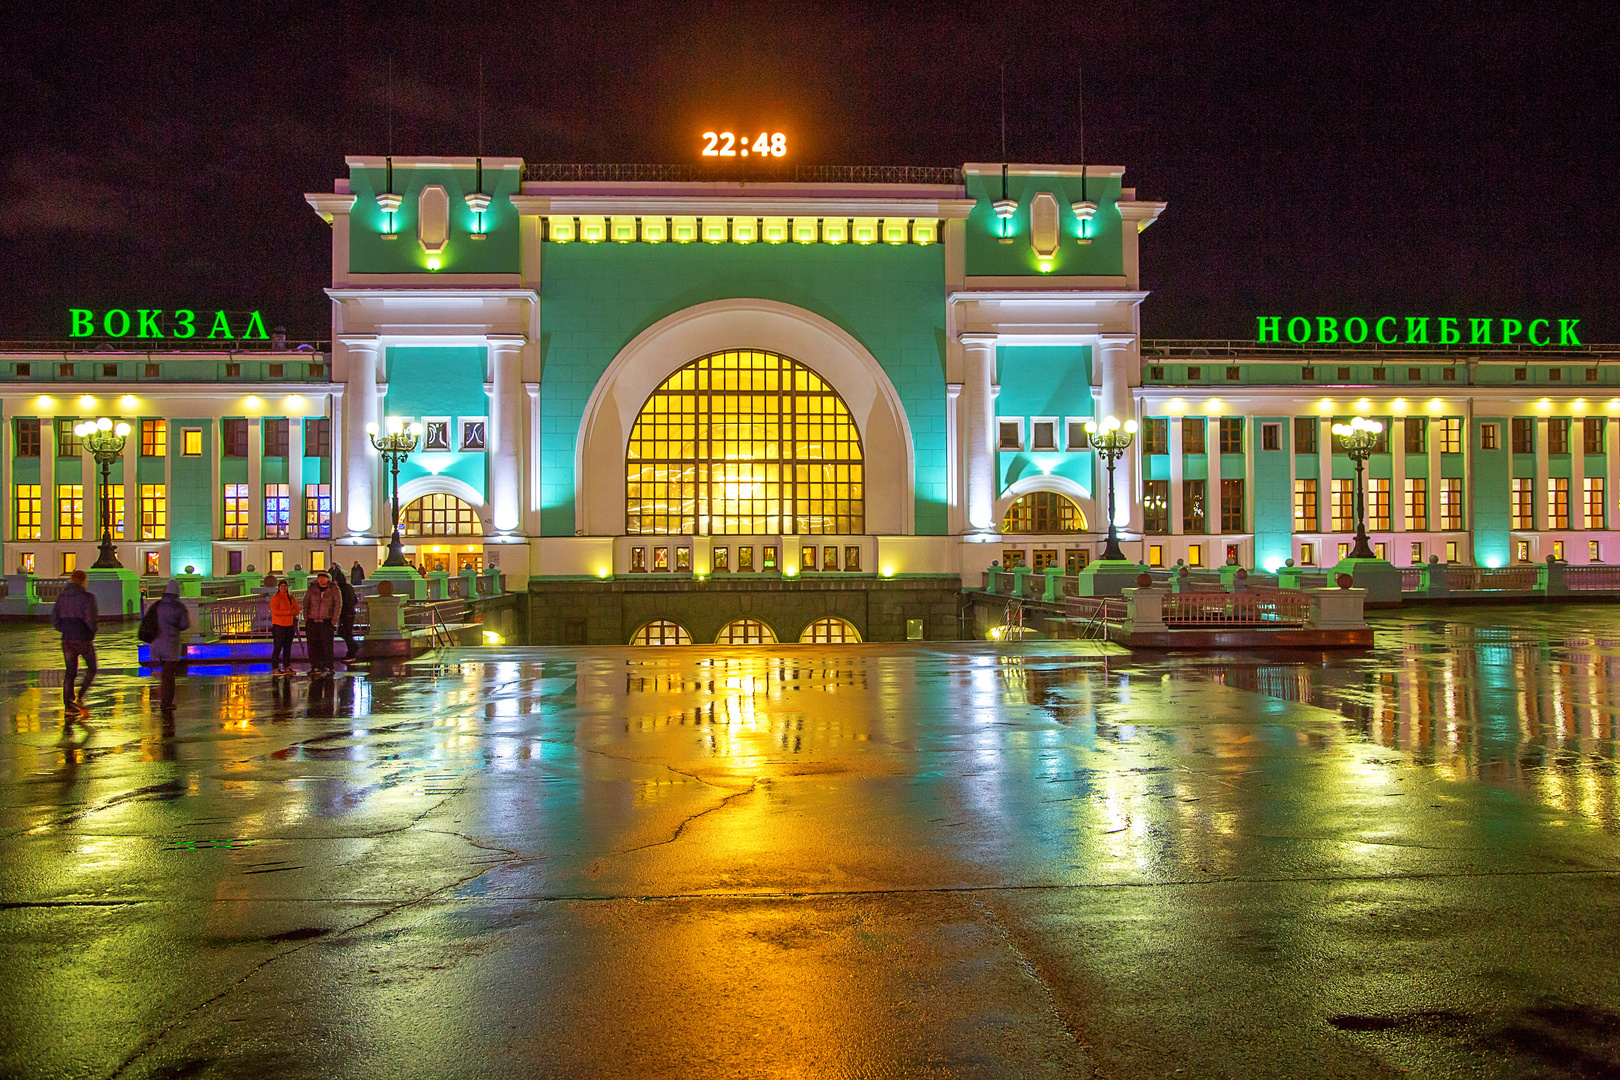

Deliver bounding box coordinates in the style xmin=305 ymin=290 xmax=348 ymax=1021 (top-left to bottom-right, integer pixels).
xmin=962 ymin=163 xmax=1128 ymax=179
xmin=305 ymin=192 xmax=357 ymax=223
xmin=512 ymin=194 xmax=976 ymax=219
xmin=1116 ymin=201 xmax=1167 ymax=232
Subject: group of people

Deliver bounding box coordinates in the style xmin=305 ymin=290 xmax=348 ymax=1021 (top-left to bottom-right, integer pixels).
xmin=268 ymin=566 xmax=361 ymax=676
xmin=49 ymin=559 xmax=372 ymax=721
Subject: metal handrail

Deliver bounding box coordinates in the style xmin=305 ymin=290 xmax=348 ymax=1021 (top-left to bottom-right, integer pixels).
xmin=1142 ymin=339 xmax=1619 ymax=360
xmin=0 ymin=341 xmax=329 ymax=355
xmin=523 ymin=163 xmax=964 ymax=186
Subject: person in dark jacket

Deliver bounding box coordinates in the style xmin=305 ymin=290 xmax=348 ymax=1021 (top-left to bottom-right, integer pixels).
xmin=349 ymin=560 xmax=365 ymax=584
xmin=51 ymin=570 xmax=98 ymax=714
xmin=302 ymin=571 xmax=340 ymax=676
xmin=333 ymin=566 xmax=359 ymax=663
xmin=147 ymin=580 xmax=192 ymax=716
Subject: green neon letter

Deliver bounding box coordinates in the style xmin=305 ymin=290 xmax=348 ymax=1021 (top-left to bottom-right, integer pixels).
xmin=1439 ymin=317 xmax=1460 ymax=344
xmin=1470 ymin=318 xmax=1493 ymax=344
xmin=1375 ymin=317 xmax=1398 ymax=344
xmin=1500 ymin=318 xmax=1524 ymax=343
xmin=1528 ymin=319 xmax=1550 ymax=346
xmin=1405 ymin=317 xmax=1429 ymax=345
xmin=172 ymin=310 xmax=196 ymax=338
xmin=243 ymin=311 xmax=269 ymax=340
xmin=1316 ymin=317 xmax=1339 ymax=344
xmin=1344 ymin=317 xmax=1368 ymax=343
xmin=1560 ymin=319 xmax=1582 ymax=346
xmin=69 ymin=309 xmax=94 ymax=337
xmin=207 ymin=310 xmax=234 ymax=339
xmin=137 ymin=309 xmax=163 ymax=338
xmin=1287 ymin=317 xmax=1311 ymax=344
xmin=103 ymin=309 xmax=130 ymax=337
xmin=1257 ymin=316 xmax=1282 ymax=343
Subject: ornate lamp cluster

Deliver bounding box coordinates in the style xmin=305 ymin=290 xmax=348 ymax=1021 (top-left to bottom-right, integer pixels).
xmin=1330 ymin=415 xmax=1385 ymax=560
xmin=367 ymin=416 xmax=423 ymax=567
xmin=74 ymin=417 xmax=131 ymax=569
xmin=1085 ymin=415 xmax=1138 ymax=562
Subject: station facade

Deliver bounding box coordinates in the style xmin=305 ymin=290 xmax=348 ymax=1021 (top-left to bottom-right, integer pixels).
xmin=0 ymin=154 xmax=1610 ymax=641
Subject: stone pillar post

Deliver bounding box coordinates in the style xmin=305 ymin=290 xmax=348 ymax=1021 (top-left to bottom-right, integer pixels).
xmin=486 ymin=335 xmax=526 ymax=535
xmin=959 ymin=334 xmax=998 ymax=533
xmin=339 ymin=335 xmax=382 ymax=540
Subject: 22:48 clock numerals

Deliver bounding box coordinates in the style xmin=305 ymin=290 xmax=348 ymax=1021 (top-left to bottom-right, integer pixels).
xmin=702 ymin=132 xmax=786 ymax=158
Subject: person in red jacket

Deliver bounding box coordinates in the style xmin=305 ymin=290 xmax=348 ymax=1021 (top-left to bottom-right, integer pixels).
xmin=269 ymin=581 xmax=300 ymax=675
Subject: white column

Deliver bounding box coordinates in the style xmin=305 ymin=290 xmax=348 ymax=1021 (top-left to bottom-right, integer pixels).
xmin=339 ymin=335 xmax=381 ymax=538
xmin=959 ymin=334 xmax=997 ymax=533
xmin=1096 ymin=335 xmax=1138 ymax=534
xmin=525 ymin=382 xmax=542 ymax=536
xmin=121 ymin=428 xmax=137 ymax=554
xmin=1391 ymin=418 xmax=1407 ymax=533
xmin=486 ymin=335 xmax=525 ymax=535
xmin=288 ymin=413 xmax=305 ymax=540
xmin=247 ymin=417 xmax=263 ymax=542
xmin=945 ymin=383 xmax=963 ymax=535
xmin=1572 ymin=421 xmax=1586 ymax=532
xmin=1319 ymin=417 xmax=1333 ymax=540
xmin=1206 ymin=417 xmax=1222 ymax=554
xmin=1168 ymin=415 xmax=1185 ymax=536
xmin=1535 ymin=416 xmax=1550 ymax=534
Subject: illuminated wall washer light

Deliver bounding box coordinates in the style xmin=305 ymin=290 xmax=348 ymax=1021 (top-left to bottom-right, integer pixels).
xmin=245 ymin=396 xmax=262 ymax=409
xmin=119 ymin=395 xmax=137 ymax=409
xmin=465 ymin=192 xmax=492 ymax=239
xmin=1071 ymin=200 xmax=1097 ymax=243
xmin=36 ymin=395 xmax=52 ymax=407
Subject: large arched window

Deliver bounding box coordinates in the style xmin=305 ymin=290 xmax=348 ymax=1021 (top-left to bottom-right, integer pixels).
xmin=1001 ymin=492 xmax=1086 ymax=533
xmin=716 ymin=618 xmax=777 ymax=645
xmin=399 ymin=494 xmax=484 ymax=537
xmin=626 ymin=349 xmax=864 ymax=535
xmin=630 ymin=620 xmax=693 ymax=645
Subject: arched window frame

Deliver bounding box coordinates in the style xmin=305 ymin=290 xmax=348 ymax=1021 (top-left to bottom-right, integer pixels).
xmin=1001 ymin=491 xmax=1087 ymax=534
xmin=398 ymin=494 xmax=485 ymax=537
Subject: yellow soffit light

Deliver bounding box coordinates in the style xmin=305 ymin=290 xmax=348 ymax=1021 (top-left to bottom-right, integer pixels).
xmin=79 ymin=395 xmax=95 ymax=408
xmin=1391 ymin=398 xmax=1407 ymax=412
xmin=1317 ymin=398 xmax=1333 ymax=412
xmin=119 ymin=395 xmax=137 ymax=409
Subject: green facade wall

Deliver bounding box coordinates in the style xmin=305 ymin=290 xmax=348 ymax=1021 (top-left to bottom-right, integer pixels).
xmin=385 ymin=346 xmax=491 ymax=499
xmin=1473 ymin=417 xmax=1511 ymax=566
xmin=347 ymin=165 xmax=522 ymax=276
xmin=1252 ymin=417 xmax=1292 ymax=569
xmin=960 ymin=171 xmax=1125 ymax=278
xmin=994 ymin=345 xmax=1093 ymax=496
xmin=170 ymin=419 xmax=213 ymax=573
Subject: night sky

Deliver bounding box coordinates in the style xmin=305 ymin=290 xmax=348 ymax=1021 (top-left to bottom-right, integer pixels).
xmin=2 ymin=2 xmax=1615 ymax=344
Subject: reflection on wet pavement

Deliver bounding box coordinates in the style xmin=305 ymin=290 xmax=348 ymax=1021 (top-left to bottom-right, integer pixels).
xmin=2 ymin=606 xmax=1619 ymax=1078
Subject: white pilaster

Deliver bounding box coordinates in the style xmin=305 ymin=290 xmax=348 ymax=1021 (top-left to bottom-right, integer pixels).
xmin=339 ymin=335 xmax=381 ymax=538
xmin=247 ymin=417 xmax=263 ymax=541
xmin=1572 ymin=422 xmax=1586 ymax=531
xmin=288 ymin=412 xmax=305 ymax=539
xmin=1096 ymin=335 xmax=1138 ymax=533
xmin=945 ymin=383 xmax=963 ymax=534
xmin=1168 ymin=415 xmax=1184 ymax=536
xmin=1535 ymin=416 xmax=1550 ymax=532
xmin=486 ymin=335 xmax=525 ymax=535
xmin=959 ymin=334 xmax=997 ymax=533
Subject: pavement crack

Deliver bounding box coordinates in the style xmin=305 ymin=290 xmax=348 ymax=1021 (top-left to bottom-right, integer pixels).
xmin=611 ymin=775 xmax=761 ymax=858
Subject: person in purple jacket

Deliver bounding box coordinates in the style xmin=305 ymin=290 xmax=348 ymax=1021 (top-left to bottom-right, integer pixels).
xmin=51 ymin=570 xmax=98 ymax=715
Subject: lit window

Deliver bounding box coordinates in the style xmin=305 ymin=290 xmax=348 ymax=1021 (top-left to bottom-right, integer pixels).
xmin=264 ymin=483 xmax=291 ymax=538
xmin=1331 ymin=480 xmax=1356 ymax=532
xmin=1404 ymin=479 xmax=1427 ymax=531
xmin=223 ymin=484 xmax=250 ymax=539
xmin=800 ymin=617 xmax=861 ymax=643
xmin=399 ymin=494 xmax=483 ymax=537
xmin=182 ymin=429 xmax=203 ymax=456
xmin=1511 ymin=478 xmax=1535 ymax=530
xmin=57 ymin=485 xmax=84 ymax=540
xmin=626 ymin=350 xmax=864 ymax=536
xmin=140 ymin=485 xmax=167 ymax=539
xmin=141 ymin=419 xmax=167 ymax=457
xmin=1002 ymin=492 xmax=1086 ymax=533
xmin=1030 ymin=420 xmax=1057 ymax=451
xmin=716 ymin=618 xmax=777 ymax=645
xmin=13 ymin=485 xmax=41 ymax=540
xmin=304 ymin=483 xmax=331 ymax=538
xmin=1586 ymin=478 xmax=1606 ymax=529
xmin=631 ymin=620 xmax=693 ymax=645
xmin=1440 ymin=480 xmax=1463 ymax=530
xmin=57 ymin=421 xmax=82 ymax=457
xmin=1548 ymin=478 xmax=1570 ymax=530
xmin=143 ymin=551 xmax=160 ymax=575
xmin=1293 ymin=479 xmax=1318 ymax=531
xmin=1299 ymin=542 xmax=1315 ymax=566
xmin=1366 ymin=479 xmax=1390 ymax=531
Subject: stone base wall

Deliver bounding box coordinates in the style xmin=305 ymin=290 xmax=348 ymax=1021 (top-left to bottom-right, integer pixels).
xmin=524 ymin=576 xmax=967 ymax=646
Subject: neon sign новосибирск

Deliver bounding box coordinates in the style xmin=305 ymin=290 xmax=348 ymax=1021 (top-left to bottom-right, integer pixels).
xmin=1258 ymin=316 xmax=1582 ymax=347
xmin=68 ymin=308 xmax=272 ymax=340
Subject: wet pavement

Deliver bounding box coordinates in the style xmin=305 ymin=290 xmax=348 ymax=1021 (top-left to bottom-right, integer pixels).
xmin=3 ymin=607 xmax=1620 ymax=1079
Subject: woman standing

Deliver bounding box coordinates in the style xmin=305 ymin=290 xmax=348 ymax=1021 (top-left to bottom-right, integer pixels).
xmin=269 ymin=580 xmax=300 ymax=675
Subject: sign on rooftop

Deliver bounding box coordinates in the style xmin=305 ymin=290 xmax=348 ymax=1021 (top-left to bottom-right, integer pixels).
xmin=1259 ymin=315 xmax=1582 ymax=347
xmin=69 ymin=308 xmax=272 ymax=340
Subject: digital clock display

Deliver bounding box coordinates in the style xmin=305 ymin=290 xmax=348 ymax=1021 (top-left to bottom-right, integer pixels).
xmin=702 ymin=131 xmax=787 ymax=158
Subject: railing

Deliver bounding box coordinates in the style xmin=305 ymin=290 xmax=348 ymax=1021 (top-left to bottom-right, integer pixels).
xmin=1564 ymin=565 xmax=1620 ymax=590
xmin=1141 ymin=339 xmax=1620 ymax=360
xmin=1400 ymin=567 xmax=1424 ymax=591
xmin=523 ymin=163 xmax=964 ymax=186
xmin=1163 ymin=589 xmax=1314 ymax=627
xmin=205 ymin=597 xmax=273 ymax=638
xmin=403 ymin=599 xmax=472 ymax=629
xmin=32 ymin=577 xmax=69 ymax=602
xmin=1445 ymin=566 xmax=1540 ymax=591
xmin=0 ymin=340 xmax=329 ymax=355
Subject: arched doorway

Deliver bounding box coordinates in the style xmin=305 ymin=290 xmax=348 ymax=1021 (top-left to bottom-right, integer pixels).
xmin=626 ymin=349 xmax=865 ymax=536
xmin=398 ymin=493 xmax=485 ymax=573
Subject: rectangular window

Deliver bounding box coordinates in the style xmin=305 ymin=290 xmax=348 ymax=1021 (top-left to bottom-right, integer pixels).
xmin=1410 ymin=541 xmax=1424 ymax=565
xmin=1001 ymin=548 xmax=1025 ymax=569
xmin=308 ymin=550 xmax=326 ymax=572
xmin=1337 ymin=366 xmax=1351 ymax=381
xmin=140 ymin=419 xmax=166 ymax=457
xmin=1294 ymin=418 xmax=1318 ymax=453
xmin=16 ymin=418 xmax=40 ymax=458
xmin=1299 ymin=542 xmax=1316 ymax=566
xmin=223 ymin=484 xmax=250 ymax=539
xmin=1142 ymin=418 xmax=1168 ymax=455
xmin=1187 ymin=543 xmax=1203 ymax=567
xmin=844 ymin=545 xmax=861 ymax=571
xmin=1443 ymin=367 xmax=1457 ymax=381
xmin=1066 ymin=549 xmax=1090 ymax=573
xmin=309 ymin=362 xmax=326 ymax=379
xmin=1514 ymin=367 xmax=1528 ymax=382
xmin=712 ymin=546 xmax=729 ymax=572
xmin=1408 ymin=367 xmax=1422 ymax=381
xmin=1187 ymin=366 xmax=1202 ymax=381
xmin=1143 ymin=480 xmax=1170 ymax=534
xmin=1147 ymin=544 xmax=1164 ymax=568
xmin=1553 ymin=540 xmax=1565 ymax=561
xmin=1182 ymin=418 xmax=1206 ymax=455
xmin=1446 ymin=540 xmax=1459 ymax=562
xmin=1372 ymin=367 xmax=1387 ymax=381
xmin=1511 ymin=418 xmax=1534 ymax=454
xmin=998 ymin=420 xmax=1022 ymax=451
xmin=1220 ymin=479 xmax=1245 ymax=533
xmin=13 ymin=485 xmax=41 ymax=540
xmin=223 ymin=419 xmax=249 ymax=458
xmin=1588 ymin=367 xmax=1601 ymax=382
xmin=1182 ymin=479 xmax=1206 ymax=534
xmin=738 ymin=545 xmax=754 ymax=571
xmin=304 ymin=483 xmax=332 ymax=538
xmin=57 ymin=420 xmax=82 ymax=457
xmin=1481 ymin=423 xmax=1499 ymax=450
xmin=1330 ymin=480 xmax=1356 ymax=532
xmin=1584 ymin=417 xmax=1605 ymax=454
xmin=1293 ymin=479 xmax=1318 ymax=531
xmin=269 ymin=551 xmax=285 ymax=573
xmin=1548 ymin=478 xmax=1570 ymax=530
xmin=1517 ymin=540 xmax=1532 ymax=563
xmin=57 ymin=484 xmax=84 ymax=539
xmin=801 ymin=545 xmax=817 ymax=571
xmin=1585 ymin=478 xmax=1606 ymax=529
xmin=1218 ymin=417 xmax=1244 ymax=454
xmin=675 ymin=546 xmax=692 ymax=572
xmin=61 ymin=551 xmax=76 ymax=575
xmin=268 ymin=363 xmax=284 ymax=378
xmin=14 ymin=362 xmax=29 ymax=377
xmin=140 ymin=484 xmax=167 ymax=539
xmin=653 ymin=546 xmax=669 ymax=571
xmin=1404 ymin=417 xmax=1427 ymax=454
xmin=1261 ymin=422 xmax=1280 ymax=451
xmin=108 ymin=487 xmax=126 ymax=540
xmin=1592 ymin=540 xmax=1603 ymax=561
xmin=1511 ymin=478 xmax=1535 ymax=530
xmin=1438 ymin=417 xmax=1462 ymax=454
xmin=1225 ymin=366 xmax=1240 ymax=381
xmin=1066 ymin=420 xmax=1090 ymax=451
xmin=264 ymin=483 xmax=291 ymax=538
xmin=1301 ymin=366 xmax=1316 ymax=380
xmin=1404 ymin=478 xmax=1427 ymax=531
xmin=1550 ymin=368 xmax=1563 ymax=382
xmin=762 ymin=546 xmax=777 ymax=571
xmin=1548 ymin=418 xmax=1570 ymax=455
xmin=264 ymin=418 xmax=290 ymax=457
xmin=1033 ymin=549 xmax=1057 ymax=571
xmin=1030 ymin=419 xmax=1057 ymax=451
xmin=1367 ymin=478 xmax=1391 ymax=531
xmin=1441 ymin=480 xmax=1464 ymax=531
xmin=304 ymin=418 xmax=331 ymax=457
xmin=1149 ymin=366 xmax=1164 ymax=380
xmin=144 ymin=551 xmax=160 ymax=576
xmin=630 ymin=547 xmax=647 ymax=572
xmin=144 ymin=362 xmax=159 ymax=378
xmin=59 ymin=362 xmax=74 ymax=378
xmin=182 ymin=428 xmax=203 ymax=455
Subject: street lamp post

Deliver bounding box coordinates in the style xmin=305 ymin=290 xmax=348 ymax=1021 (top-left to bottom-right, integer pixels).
xmin=1330 ymin=415 xmax=1385 ymax=560
xmin=74 ymin=417 xmax=131 ymax=569
xmin=367 ymin=417 xmax=423 ymax=567
xmin=1084 ymin=415 xmax=1138 ymax=563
